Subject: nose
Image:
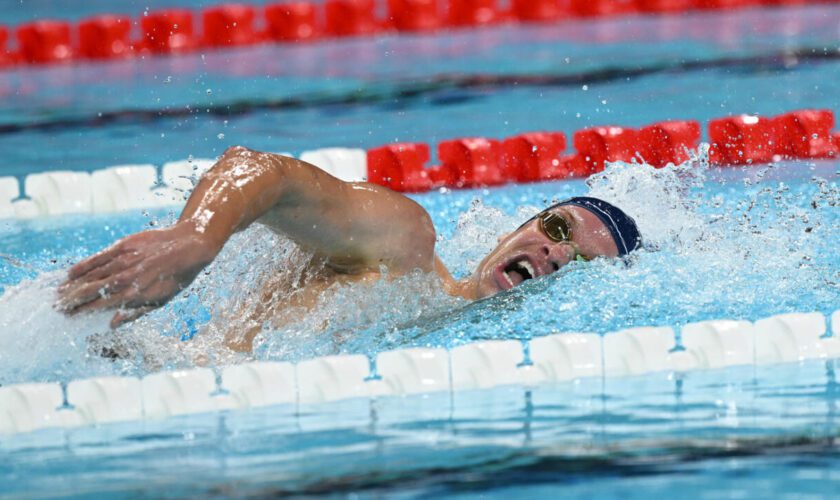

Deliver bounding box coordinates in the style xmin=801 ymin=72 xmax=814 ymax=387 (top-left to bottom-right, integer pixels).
xmin=541 ymin=244 xmax=574 ymax=274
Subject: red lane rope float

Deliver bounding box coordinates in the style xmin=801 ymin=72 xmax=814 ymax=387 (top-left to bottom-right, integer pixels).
xmin=637 ymin=0 xmax=697 ymax=13
xmin=265 ymin=3 xmax=320 ymax=42
xmin=502 ymin=132 xmax=569 ymax=182
xmin=203 ymin=4 xmax=260 ymax=47
xmin=365 ymin=109 xmax=838 ymax=192
xmin=78 ymin=15 xmax=132 ymax=60
xmin=140 ymin=9 xmax=197 ymax=54
xmin=0 ymin=26 xmax=14 ymax=67
xmin=325 ymin=0 xmax=382 ymax=37
xmin=510 ymin=0 xmax=564 ymax=22
xmin=16 ymin=20 xmax=74 ymax=64
xmin=388 ymin=0 xmax=443 ymax=32
xmin=571 ymin=0 xmax=639 ymax=17
xmin=637 ymin=120 xmax=702 ymax=167
xmin=448 ymin=0 xmax=504 ymax=26
xmin=0 ymin=0 xmax=834 ymax=69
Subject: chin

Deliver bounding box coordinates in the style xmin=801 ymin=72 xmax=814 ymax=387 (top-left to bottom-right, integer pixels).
xmin=474 ymin=273 xmax=502 ymax=299
xmin=470 ymin=255 xmax=506 ymax=299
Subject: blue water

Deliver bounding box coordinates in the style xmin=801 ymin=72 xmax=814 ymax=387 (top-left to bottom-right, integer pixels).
xmin=0 ymin=4 xmax=838 ymax=176
xmin=2 ymin=360 xmax=839 ymax=497
xmin=1 ymin=4 xmax=839 ymax=498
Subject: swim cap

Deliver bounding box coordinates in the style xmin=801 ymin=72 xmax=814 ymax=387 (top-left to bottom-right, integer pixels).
xmin=548 ymin=196 xmax=642 ymax=256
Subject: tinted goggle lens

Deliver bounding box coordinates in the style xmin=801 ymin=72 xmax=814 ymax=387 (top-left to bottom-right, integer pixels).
xmin=538 ymin=212 xmax=571 ymax=242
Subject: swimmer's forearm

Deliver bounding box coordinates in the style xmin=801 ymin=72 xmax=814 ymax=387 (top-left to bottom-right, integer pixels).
xmin=177 ymin=146 xmax=291 ymax=251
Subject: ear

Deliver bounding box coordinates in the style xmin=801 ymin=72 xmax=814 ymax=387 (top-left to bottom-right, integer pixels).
xmin=497 ymin=232 xmax=511 ymax=244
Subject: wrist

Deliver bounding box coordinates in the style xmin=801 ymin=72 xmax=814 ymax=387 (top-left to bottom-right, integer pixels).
xmin=176 ymin=219 xmax=226 ymax=262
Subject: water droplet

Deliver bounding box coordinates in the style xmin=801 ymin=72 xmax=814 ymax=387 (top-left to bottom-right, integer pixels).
xmin=217 ymin=133 xmax=225 ymax=139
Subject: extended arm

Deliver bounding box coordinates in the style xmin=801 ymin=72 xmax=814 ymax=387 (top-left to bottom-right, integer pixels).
xmin=57 ymin=146 xmax=437 ymax=327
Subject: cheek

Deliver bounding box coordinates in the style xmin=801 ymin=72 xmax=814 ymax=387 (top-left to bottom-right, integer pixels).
xmin=576 ymin=231 xmax=616 ymax=259
xmin=563 ymin=245 xmax=577 ymax=263
xmin=554 ymin=246 xmax=575 ymax=269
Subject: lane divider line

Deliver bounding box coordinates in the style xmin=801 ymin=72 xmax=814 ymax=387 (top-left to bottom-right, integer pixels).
xmin=0 ymin=1 xmax=831 ymax=70
xmin=0 ymin=310 xmax=837 ymax=436
xmin=0 ymin=107 xmax=835 ymax=219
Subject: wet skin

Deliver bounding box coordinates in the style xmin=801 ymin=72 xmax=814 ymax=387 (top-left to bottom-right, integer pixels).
xmin=464 ymin=205 xmax=620 ymax=299
xmin=56 ymin=147 xmax=620 ymax=349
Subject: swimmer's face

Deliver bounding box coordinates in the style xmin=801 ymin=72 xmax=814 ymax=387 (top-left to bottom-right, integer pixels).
xmin=467 ymin=205 xmax=620 ymax=299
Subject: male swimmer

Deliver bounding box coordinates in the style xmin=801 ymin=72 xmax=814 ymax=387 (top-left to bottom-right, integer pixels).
xmin=57 ymin=146 xmax=641 ymax=351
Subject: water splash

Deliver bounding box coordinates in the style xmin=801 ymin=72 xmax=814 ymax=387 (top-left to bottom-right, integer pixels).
xmin=0 ymin=148 xmax=837 ymax=385
xmin=436 ymin=198 xmax=537 ymax=278
xmin=586 ymin=144 xmax=711 ymax=252
xmin=0 ymin=272 xmax=117 ymax=384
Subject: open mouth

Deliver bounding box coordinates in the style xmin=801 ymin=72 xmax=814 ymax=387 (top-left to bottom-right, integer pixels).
xmin=498 ymin=257 xmax=536 ymax=289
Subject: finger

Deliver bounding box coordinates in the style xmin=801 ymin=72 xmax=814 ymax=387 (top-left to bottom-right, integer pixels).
xmin=72 ymin=273 xmax=173 ymax=315
xmin=57 ymin=271 xmax=135 ymax=312
xmin=67 ymin=242 xmax=124 ymax=280
xmin=122 ymin=277 xmax=177 ymax=309
xmin=73 ymin=250 xmax=143 ymax=284
xmin=110 ymin=306 xmax=156 ymax=329
xmin=59 ymin=254 xmax=131 ymax=295
xmin=71 ymin=286 xmax=134 ymax=315
xmin=56 ymin=280 xmax=108 ymax=312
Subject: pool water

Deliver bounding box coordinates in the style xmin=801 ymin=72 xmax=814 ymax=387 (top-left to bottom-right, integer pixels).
xmin=1 ymin=3 xmax=839 ymax=498
xmin=1 ymin=153 xmax=837 ymax=384
xmin=2 ymin=359 xmax=839 ymax=497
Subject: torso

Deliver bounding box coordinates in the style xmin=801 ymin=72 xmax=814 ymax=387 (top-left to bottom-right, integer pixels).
xmin=222 ymin=254 xmax=464 ymax=352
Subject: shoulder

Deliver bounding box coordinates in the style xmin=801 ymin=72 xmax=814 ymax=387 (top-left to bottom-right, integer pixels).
xmin=346 ymin=182 xmax=438 ymax=273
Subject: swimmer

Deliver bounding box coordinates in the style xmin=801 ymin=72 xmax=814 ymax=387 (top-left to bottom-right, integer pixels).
xmin=56 ymin=146 xmax=641 ymax=351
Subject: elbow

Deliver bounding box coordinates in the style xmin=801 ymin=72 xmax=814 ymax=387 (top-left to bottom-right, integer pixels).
xmin=221 ymin=146 xmax=287 ymax=169
xmin=409 ymin=207 xmax=438 ymax=270
xmin=222 ymin=145 xmax=251 ymax=160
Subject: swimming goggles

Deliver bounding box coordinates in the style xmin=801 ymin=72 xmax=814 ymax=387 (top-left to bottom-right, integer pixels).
xmin=537 ymin=211 xmax=572 ymax=243
xmin=533 ymin=210 xmax=591 ymax=262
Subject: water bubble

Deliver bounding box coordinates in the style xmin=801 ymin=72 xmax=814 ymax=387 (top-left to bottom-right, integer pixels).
xmin=217 ymin=133 xmax=225 ymax=140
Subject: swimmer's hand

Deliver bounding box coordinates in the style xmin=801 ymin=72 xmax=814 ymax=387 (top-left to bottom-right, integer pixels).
xmin=56 ymin=221 xmax=219 ymax=328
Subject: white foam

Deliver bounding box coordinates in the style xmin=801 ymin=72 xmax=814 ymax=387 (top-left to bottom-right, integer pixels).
xmin=586 ymin=144 xmax=710 ymax=252
xmin=0 ymin=272 xmax=116 ymax=386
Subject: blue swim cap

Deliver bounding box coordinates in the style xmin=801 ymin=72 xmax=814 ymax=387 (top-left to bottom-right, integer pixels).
xmin=546 ymin=196 xmax=643 ymax=257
